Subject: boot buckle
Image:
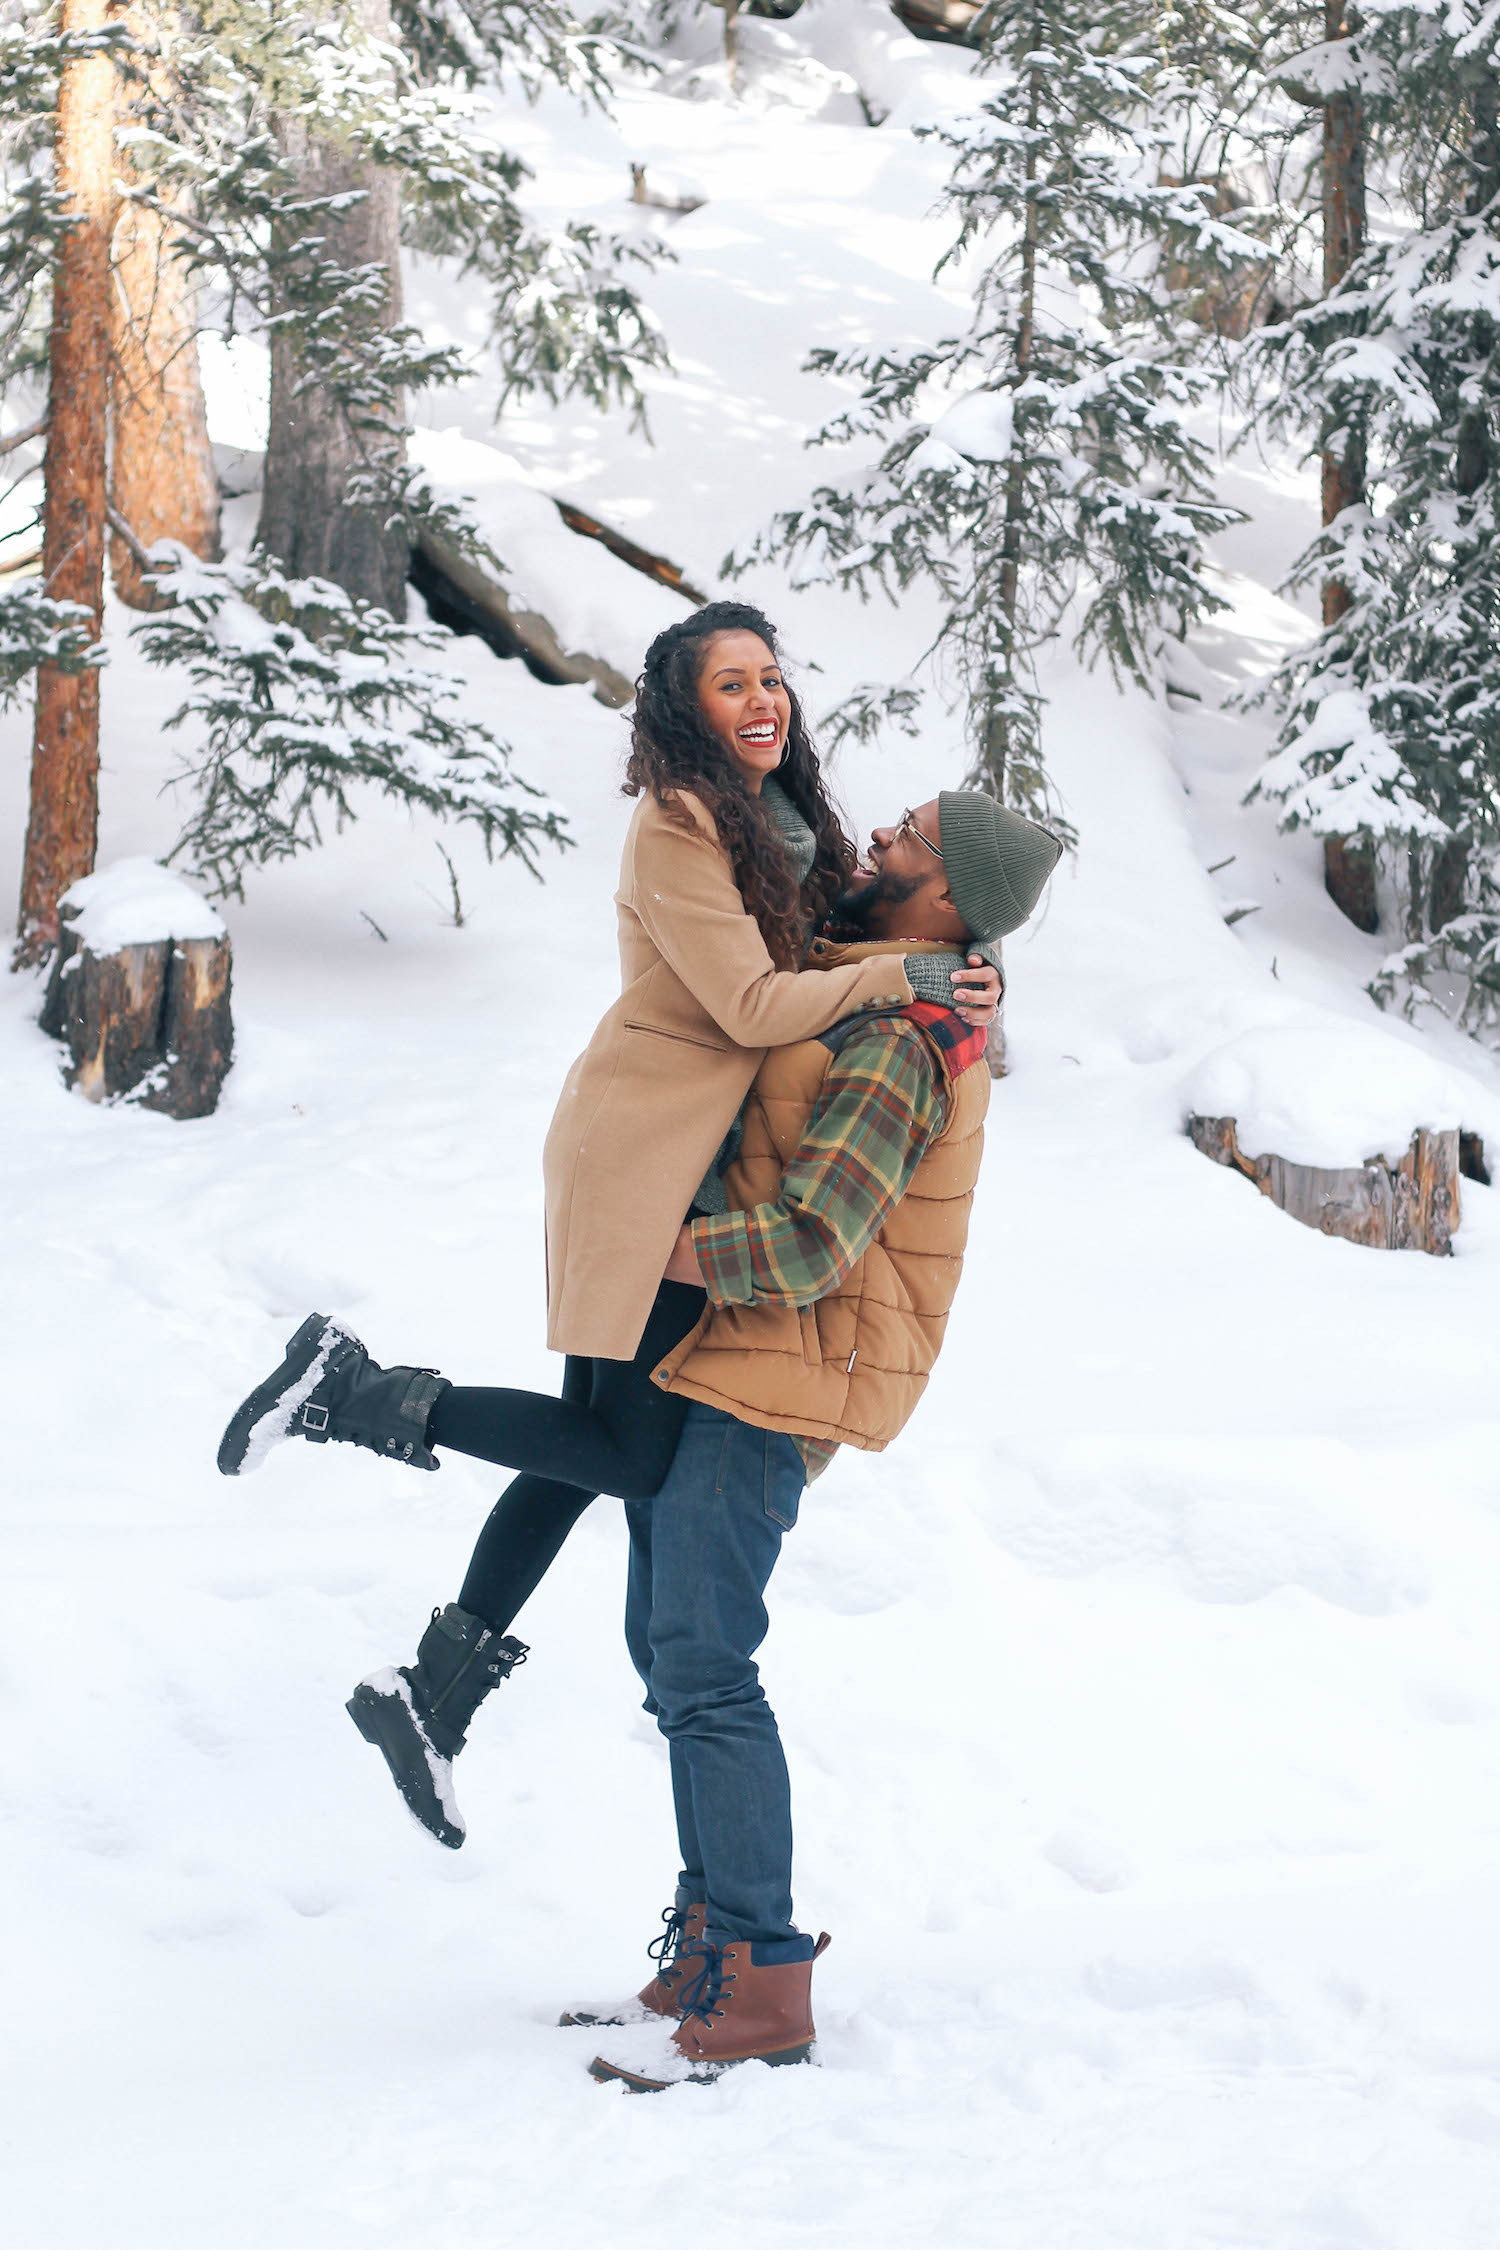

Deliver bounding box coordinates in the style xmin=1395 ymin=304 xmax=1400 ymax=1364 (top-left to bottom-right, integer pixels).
xmin=301 ymin=1402 xmax=329 ymax=1433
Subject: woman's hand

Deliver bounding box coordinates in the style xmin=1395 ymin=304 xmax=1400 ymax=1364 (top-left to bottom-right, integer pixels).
xmin=950 ymin=956 xmax=1003 ymax=1027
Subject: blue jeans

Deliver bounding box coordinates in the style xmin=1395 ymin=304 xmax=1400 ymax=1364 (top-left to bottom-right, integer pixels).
xmin=624 ymin=1402 xmax=813 ymax=1964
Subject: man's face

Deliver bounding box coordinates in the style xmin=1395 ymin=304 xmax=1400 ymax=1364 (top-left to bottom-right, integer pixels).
xmin=836 ymin=800 xmax=965 ymax=944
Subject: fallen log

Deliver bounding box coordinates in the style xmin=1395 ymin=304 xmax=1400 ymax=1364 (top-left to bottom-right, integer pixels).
xmin=1187 ymin=1113 xmax=1461 ymax=1255
xmin=553 ymin=498 xmax=708 ymax=606
xmin=628 ymin=164 xmax=707 ymax=218
xmin=39 ymin=859 xmax=232 ymax=1119
xmin=891 ymin=0 xmax=985 ymax=44
xmin=409 ymin=528 xmax=634 ymax=708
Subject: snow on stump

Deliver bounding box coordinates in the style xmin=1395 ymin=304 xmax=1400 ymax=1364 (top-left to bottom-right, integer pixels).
xmin=1183 ymin=1022 xmax=1480 ymax=1258
xmin=39 ymin=859 xmax=232 ymax=1119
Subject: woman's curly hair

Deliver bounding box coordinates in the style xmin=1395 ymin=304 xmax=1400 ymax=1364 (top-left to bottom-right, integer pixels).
xmin=625 ymin=601 xmax=855 ymax=969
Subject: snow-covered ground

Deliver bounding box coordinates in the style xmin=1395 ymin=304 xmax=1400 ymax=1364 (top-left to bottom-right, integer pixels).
xmin=5 ymin=12 xmax=1500 ymax=2244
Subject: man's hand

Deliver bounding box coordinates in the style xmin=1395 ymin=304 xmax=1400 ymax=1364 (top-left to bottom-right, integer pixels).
xmin=950 ymin=955 xmax=1002 ymax=1026
xmin=664 ymin=1221 xmax=705 ymax=1287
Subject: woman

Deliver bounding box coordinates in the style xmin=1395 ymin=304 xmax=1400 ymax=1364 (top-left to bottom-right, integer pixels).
xmin=218 ymin=602 xmax=999 ymax=1844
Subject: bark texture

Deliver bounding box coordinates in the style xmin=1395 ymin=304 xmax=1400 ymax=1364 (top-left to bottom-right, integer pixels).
xmin=1188 ymin=1115 xmax=1460 ymax=1256
xmin=1316 ymin=1 xmax=1373 ymax=933
xmin=1319 ymin=0 xmax=1367 ymax=632
xmin=40 ymin=913 xmax=233 ymax=1117
xmin=17 ymin=0 xmax=114 ymax=963
xmin=1322 ymin=832 xmax=1379 ymax=932
xmin=108 ymin=4 xmax=220 ymax=609
xmin=981 ymin=39 xmax=1041 ymax=805
xmin=553 ymin=499 xmax=707 ymax=602
xmin=256 ymin=0 xmax=407 ymax=616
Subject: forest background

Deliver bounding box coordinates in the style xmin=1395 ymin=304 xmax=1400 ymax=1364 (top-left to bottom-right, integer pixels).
xmin=3 ymin=6 xmax=1500 ymax=2247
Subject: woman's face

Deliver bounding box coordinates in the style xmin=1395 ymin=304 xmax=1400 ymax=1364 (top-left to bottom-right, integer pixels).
xmin=695 ymin=631 xmax=793 ymax=791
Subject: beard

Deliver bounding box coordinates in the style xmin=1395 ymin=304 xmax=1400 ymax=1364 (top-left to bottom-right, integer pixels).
xmin=832 ymin=868 xmax=921 ymax=937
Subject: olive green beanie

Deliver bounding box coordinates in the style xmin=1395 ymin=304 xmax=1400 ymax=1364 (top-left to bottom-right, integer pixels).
xmin=937 ymin=790 xmax=1063 ymax=946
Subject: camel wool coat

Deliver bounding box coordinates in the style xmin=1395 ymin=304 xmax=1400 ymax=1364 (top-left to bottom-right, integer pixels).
xmin=542 ymin=788 xmax=914 ymax=1360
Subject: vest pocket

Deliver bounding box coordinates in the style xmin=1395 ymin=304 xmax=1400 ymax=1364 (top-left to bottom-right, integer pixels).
xmin=797 ymin=1308 xmax=822 ymax=1366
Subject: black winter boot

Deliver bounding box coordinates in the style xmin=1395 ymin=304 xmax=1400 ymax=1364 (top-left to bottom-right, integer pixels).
xmin=217 ymin=1314 xmax=448 ymax=1476
xmin=345 ymin=1604 xmax=528 ymax=1848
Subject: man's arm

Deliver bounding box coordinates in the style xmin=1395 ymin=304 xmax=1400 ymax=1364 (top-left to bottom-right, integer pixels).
xmin=669 ymin=1020 xmax=946 ymax=1310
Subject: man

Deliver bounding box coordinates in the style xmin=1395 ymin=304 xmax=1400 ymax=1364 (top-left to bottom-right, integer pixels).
xmin=574 ymin=790 xmax=1061 ymax=2090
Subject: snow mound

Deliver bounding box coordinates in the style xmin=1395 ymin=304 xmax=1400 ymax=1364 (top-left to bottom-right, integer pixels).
xmin=58 ymin=857 xmax=225 ymax=952
xmin=1183 ymin=1017 xmax=1480 ymax=1165
xmin=409 ymin=428 xmax=691 ymax=679
xmin=798 ymin=0 xmax=984 ymax=130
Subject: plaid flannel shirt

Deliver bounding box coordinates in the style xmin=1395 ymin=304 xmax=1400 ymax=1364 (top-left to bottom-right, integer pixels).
xmin=689 ymin=1001 xmax=986 ymax=1480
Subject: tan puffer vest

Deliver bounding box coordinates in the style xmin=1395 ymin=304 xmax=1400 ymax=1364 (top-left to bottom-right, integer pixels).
xmin=655 ymin=1012 xmax=989 ymax=1452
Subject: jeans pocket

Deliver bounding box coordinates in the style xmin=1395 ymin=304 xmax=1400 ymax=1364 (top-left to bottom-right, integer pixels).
xmin=763 ymin=1430 xmax=803 ymax=1532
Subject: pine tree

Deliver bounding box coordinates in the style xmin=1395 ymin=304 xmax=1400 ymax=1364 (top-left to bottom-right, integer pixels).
xmin=135 ymin=549 xmax=570 ymax=899
xmin=141 ymin=0 xmax=667 ymax=599
xmin=108 ymin=2 xmax=221 ymax=611
xmin=1250 ymin=2 xmax=1500 ymax=1041
xmin=256 ymin=0 xmax=411 ymax=614
xmin=742 ymin=3 xmax=1253 ymax=824
xmin=4 ymin=0 xmax=666 ymax=947
xmin=15 ymin=0 xmax=116 ymax=964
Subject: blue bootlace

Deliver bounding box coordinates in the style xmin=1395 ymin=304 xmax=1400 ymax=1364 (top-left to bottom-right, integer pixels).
xmin=675 ymin=1937 xmax=733 ymax=2026
xmin=646 ymin=1905 xmax=689 ymax=1973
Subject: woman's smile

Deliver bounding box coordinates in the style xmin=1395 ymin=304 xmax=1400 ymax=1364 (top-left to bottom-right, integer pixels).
xmin=696 ymin=628 xmax=793 ymax=789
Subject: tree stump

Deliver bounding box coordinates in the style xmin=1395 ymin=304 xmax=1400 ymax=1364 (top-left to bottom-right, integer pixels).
xmin=1187 ymin=1115 xmax=1461 ymax=1255
xmin=39 ymin=860 xmax=232 ymax=1118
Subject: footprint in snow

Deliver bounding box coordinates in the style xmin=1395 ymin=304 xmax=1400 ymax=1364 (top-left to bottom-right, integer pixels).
xmin=1043 ymin=1822 xmax=1137 ymax=1895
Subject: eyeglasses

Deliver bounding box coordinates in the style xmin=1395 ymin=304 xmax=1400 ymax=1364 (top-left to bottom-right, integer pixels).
xmin=896 ymin=808 xmax=944 ymax=862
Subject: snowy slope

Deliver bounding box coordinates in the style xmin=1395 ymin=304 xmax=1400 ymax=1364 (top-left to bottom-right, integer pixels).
xmin=4 ymin=19 xmax=1500 ymax=2248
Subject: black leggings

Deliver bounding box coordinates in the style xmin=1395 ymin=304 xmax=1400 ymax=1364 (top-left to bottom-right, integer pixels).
xmin=430 ymin=1280 xmax=707 ymax=1635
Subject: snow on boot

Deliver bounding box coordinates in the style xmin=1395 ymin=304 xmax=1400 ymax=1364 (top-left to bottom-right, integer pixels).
xmin=559 ymin=1903 xmax=709 ymax=2028
xmin=588 ymin=1933 xmax=830 ymax=2090
xmin=345 ymin=1604 xmax=527 ymax=1849
xmin=217 ymin=1313 xmax=448 ymax=1476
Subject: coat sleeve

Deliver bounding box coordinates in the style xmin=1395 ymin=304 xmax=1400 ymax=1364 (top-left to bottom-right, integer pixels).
xmin=628 ymin=797 xmax=912 ymax=1046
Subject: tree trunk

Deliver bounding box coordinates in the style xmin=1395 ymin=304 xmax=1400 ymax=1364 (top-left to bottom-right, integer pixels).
xmin=16 ymin=0 xmax=114 ymax=965
xmin=720 ymin=1 xmax=742 ymax=95
xmin=108 ymin=4 xmax=220 ymax=609
xmin=1316 ymin=1 xmax=1371 ymax=932
xmin=1455 ymin=71 xmax=1500 ymax=496
xmin=1322 ymin=832 xmax=1378 ymax=932
xmin=1188 ymin=1115 xmax=1460 ymax=1256
xmin=974 ymin=41 xmax=1040 ymax=1081
xmin=980 ymin=45 xmax=1042 ymax=803
xmin=1319 ymin=0 xmax=1367 ymax=632
xmin=256 ymin=0 xmax=408 ymax=617
xmin=1428 ymin=834 xmax=1469 ymax=933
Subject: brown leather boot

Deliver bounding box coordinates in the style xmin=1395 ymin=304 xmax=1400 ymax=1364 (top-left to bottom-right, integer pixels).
xmin=558 ymin=1903 xmax=708 ymax=2029
xmin=588 ymin=1932 xmax=830 ymax=2089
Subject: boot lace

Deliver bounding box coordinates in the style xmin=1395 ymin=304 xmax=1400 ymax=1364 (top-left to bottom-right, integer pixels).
xmin=646 ymin=1905 xmax=690 ymax=1975
xmin=675 ymin=1938 xmax=733 ymax=2026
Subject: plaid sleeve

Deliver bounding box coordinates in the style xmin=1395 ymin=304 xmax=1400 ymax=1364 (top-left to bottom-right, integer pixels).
xmin=690 ymin=1019 xmax=945 ymax=1310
